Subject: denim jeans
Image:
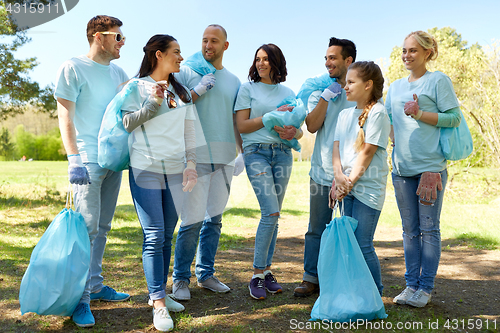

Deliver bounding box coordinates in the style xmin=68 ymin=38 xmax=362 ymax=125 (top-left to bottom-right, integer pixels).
xmin=392 ymin=169 xmax=447 ymax=294
xmin=303 ymin=178 xmax=332 ymax=284
xmin=243 ymin=143 xmax=293 ymax=270
xmin=73 ymin=163 xmax=122 ymax=304
xmin=173 ymin=163 xmax=233 ymax=283
xmin=129 ymin=168 xmax=184 ymax=300
xmin=342 ymin=194 xmax=383 ymax=295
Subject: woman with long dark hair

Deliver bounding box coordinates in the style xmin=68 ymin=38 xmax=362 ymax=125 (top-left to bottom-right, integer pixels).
xmin=121 ymin=34 xmax=198 ymax=331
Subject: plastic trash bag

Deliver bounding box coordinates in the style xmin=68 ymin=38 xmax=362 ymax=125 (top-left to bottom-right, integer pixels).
xmin=297 ymin=73 xmax=336 ymax=110
xmin=262 ymin=96 xmax=307 ymax=151
xmin=183 ymin=51 xmax=216 ymax=76
xmin=440 ymin=109 xmax=473 ymax=161
xmin=310 ymin=211 xmax=387 ymax=323
xmin=19 ymin=205 xmax=90 ymax=316
xmin=98 ymin=79 xmax=139 ymax=172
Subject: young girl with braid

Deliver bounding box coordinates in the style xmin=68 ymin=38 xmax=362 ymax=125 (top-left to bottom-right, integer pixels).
xmin=332 ymin=61 xmax=390 ymax=296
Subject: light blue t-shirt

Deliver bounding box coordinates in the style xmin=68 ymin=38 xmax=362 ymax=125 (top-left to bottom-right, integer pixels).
xmin=234 ymin=81 xmax=296 ymax=148
xmin=54 ymin=55 xmax=129 ymax=163
xmin=176 ymin=65 xmax=240 ymax=165
xmin=334 ymin=103 xmax=391 ymax=211
xmin=386 ymin=71 xmax=459 ymax=177
xmin=307 ymin=90 xmax=356 ymax=186
xmin=121 ymin=77 xmax=196 ymax=174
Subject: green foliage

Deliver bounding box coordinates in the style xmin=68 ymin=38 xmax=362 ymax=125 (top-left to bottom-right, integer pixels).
xmin=14 ymin=125 xmax=65 ymax=160
xmin=385 ymin=27 xmax=500 ymax=167
xmin=0 ymin=2 xmax=57 ymax=120
xmin=0 ymin=127 xmax=15 ymax=160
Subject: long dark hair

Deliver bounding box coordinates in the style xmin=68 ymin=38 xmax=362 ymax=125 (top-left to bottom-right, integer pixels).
xmin=248 ymin=43 xmax=287 ymax=84
xmin=137 ymin=34 xmax=190 ymax=103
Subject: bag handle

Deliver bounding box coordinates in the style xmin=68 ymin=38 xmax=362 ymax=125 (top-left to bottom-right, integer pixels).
xmin=331 ymin=200 xmax=345 ymax=220
xmin=65 ymin=184 xmax=73 ymax=209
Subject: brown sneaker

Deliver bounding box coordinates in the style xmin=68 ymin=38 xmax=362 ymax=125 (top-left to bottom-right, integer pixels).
xmin=293 ymin=281 xmax=319 ymax=297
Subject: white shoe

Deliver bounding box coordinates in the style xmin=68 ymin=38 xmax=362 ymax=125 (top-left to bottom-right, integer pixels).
xmin=393 ymin=287 xmax=416 ymax=305
xmin=153 ymin=307 xmax=174 ymax=332
xmin=148 ymin=295 xmax=185 ymax=312
xmin=406 ymin=289 xmax=432 ymax=308
xmin=172 ymin=280 xmax=191 ymax=300
xmin=197 ymin=276 xmax=230 ymax=293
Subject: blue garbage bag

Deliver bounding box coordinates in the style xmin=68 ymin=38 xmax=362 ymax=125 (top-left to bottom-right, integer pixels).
xmin=297 ymin=73 xmax=336 ymax=110
xmin=262 ymin=96 xmax=307 ymax=151
xmin=440 ymin=109 xmax=473 ymax=161
xmin=19 ymin=208 xmax=90 ymax=316
xmin=183 ymin=51 xmax=216 ymax=76
xmin=310 ymin=214 xmax=387 ymax=323
xmin=98 ymin=79 xmax=139 ymax=172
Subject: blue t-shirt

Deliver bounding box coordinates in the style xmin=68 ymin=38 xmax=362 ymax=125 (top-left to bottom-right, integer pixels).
xmin=234 ymin=81 xmax=296 ymax=148
xmin=386 ymin=71 xmax=459 ymax=177
xmin=334 ymin=103 xmax=391 ymax=211
xmin=54 ymin=55 xmax=129 ymax=163
xmin=307 ymin=90 xmax=356 ymax=186
xmin=175 ymin=65 xmax=240 ymax=165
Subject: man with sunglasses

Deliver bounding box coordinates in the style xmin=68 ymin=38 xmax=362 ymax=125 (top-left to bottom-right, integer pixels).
xmin=55 ymin=15 xmax=129 ymax=328
xmin=171 ymin=24 xmax=243 ymax=301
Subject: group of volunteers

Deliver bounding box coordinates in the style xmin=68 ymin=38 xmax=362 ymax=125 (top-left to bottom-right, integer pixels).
xmin=54 ymin=14 xmax=461 ymax=331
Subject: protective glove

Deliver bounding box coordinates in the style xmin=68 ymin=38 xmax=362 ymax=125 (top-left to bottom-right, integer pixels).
xmin=152 ymin=80 xmax=168 ymax=105
xmin=233 ymin=153 xmax=245 ymax=176
xmin=193 ymin=73 xmax=216 ymax=97
xmin=68 ymin=154 xmax=91 ymax=185
xmin=416 ymin=171 xmax=443 ymax=203
xmin=404 ymin=94 xmax=422 ymax=120
xmin=320 ymin=82 xmax=342 ymax=102
xmin=182 ymin=161 xmax=198 ymax=192
xmin=276 ymin=104 xmax=294 ymax=112
xmin=273 ymin=125 xmax=297 ymax=140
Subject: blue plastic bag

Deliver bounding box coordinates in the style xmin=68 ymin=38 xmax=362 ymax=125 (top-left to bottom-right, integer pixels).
xmin=440 ymin=109 xmax=473 ymax=161
xmin=19 ymin=207 xmax=90 ymax=316
xmin=262 ymin=96 xmax=307 ymax=151
xmin=183 ymin=51 xmax=216 ymax=76
xmin=297 ymin=73 xmax=336 ymax=110
xmin=310 ymin=213 xmax=387 ymax=323
xmin=98 ymin=79 xmax=139 ymax=172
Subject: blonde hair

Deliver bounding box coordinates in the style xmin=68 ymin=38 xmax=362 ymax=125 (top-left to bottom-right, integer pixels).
xmin=349 ymin=61 xmax=384 ymax=153
xmin=405 ymin=30 xmax=439 ymax=62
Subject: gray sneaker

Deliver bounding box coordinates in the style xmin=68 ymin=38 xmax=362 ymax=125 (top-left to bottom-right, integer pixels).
xmin=393 ymin=287 xmax=416 ymax=305
xmin=406 ymin=289 xmax=432 ymax=308
xmin=172 ymin=280 xmax=191 ymax=300
xmin=197 ymin=276 xmax=230 ymax=293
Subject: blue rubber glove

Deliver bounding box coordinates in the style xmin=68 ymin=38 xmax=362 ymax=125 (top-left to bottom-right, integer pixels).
xmin=193 ymin=73 xmax=216 ymax=97
xmin=320 ymin=82 xmax=342 ymax=102
xmin=68 ymin=154 xmax=91 ymax=185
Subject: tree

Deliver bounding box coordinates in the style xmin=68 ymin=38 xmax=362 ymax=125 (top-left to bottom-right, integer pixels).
xmin=0 ymin=127 xmax=15 ymax=160
xmin=0 ymin=1 xmax=56 ymax=120
xmin=385 ymin=27 xmax=500 ymax=166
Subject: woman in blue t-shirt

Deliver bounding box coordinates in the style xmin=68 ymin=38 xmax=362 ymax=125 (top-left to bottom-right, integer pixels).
xmin=234 ymin=43 xmax=302 ymax=300
xmin=386 ymin=30 xmax=462 ymax=308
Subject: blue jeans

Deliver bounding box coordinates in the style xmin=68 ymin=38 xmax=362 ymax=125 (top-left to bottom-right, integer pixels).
xmin=303 ymin=178 xmax=332 ymax=284
xmin=392 ymin=169 xmax=447 ymax=294
xmin=173 ymin=163 xmax=233 ymax=283
xmin=244 ymin=143 xmax=293 ymax=270
xmin=129 ymin=168 xmax=184 ymax=300
xmin=73 ymin=163 xmax=122 ymax=304
xmin=342 ymin=194 xmax=383 ymax=296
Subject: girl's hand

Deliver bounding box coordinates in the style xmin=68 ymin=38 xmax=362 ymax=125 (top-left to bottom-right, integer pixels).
xmin=404 ymin=94 xmax=422 ymax=120
xmin=274 ymin=125 xmax=297 ymax=140
xmin=335 ymin=174 xmax=352 ymax=201
xmin=182 ymin=163 xmax=198 ymax=192
xmin=277 ymin=104 xmax=294 ymax=112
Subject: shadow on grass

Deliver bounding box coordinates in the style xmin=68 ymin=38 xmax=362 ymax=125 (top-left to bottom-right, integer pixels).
xmin=0 ymin=194 xmax=65 ymax=209
xmin=224 ymin=207 xmax=304 ymax=219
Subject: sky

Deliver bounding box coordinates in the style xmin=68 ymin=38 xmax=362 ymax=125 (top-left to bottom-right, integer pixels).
xmin=8 ymin=0 xmax=500 ymax=94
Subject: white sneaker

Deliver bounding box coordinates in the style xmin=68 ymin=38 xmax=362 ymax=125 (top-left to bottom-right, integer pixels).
xmin=197 ymin=276 xmax=230 ymax=293
xmin=148 ymin=295 xmax=185 ymax=312
xmin=172 ymin=280 xmax=191 ymax=300
xmin=152 ymin=307 xmax=173 ymax=332
xmin=393 ymin=287 xmax=416 ymax=305
xmin=406 ymin=289 xmax=432 ymax=308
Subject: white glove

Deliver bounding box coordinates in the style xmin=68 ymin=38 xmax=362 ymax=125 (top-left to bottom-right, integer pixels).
xmin=193 ymin=73 xmax=216 ymax=97
xmin=320 ymin=82 xmax=342 ymax=102
xmin=233 ymin=153 xmax=245 ymax=176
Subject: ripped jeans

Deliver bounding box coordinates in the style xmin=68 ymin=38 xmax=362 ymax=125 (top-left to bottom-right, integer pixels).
xmin=244 ymin=143 xmax=293 ymax=270
xmin=392 ymin=170 xmax=447 ymax=293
